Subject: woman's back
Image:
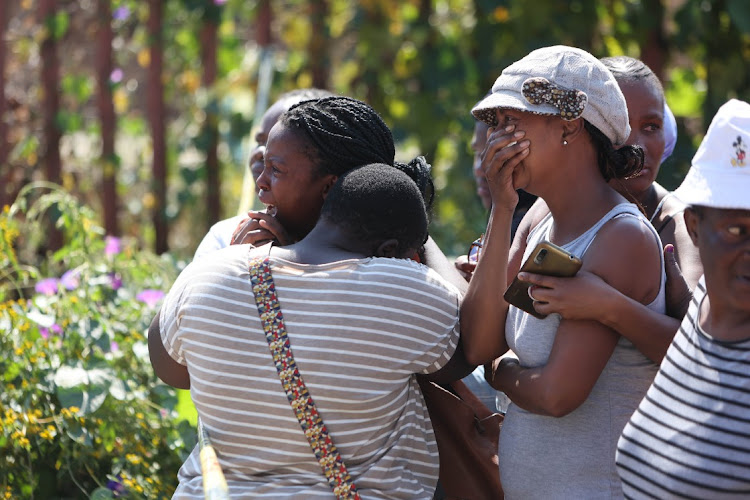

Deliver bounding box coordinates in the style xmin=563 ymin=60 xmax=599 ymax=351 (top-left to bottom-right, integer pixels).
xmin=160 ymin=244 xmax=461 ymax=499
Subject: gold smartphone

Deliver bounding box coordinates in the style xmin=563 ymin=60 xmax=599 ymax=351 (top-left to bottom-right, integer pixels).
xmin=503 ymin=241 xmax=582 ymax=319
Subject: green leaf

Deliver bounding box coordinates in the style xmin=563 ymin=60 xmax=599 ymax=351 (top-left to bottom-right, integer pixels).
xmin=54 ymin=366 xmax=111 ymax=415
xmin=90 ymin=488 xmax=115 ymax=500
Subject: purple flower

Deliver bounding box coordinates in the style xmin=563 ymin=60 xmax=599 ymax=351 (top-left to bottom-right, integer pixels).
xmin=113 ymin=6 xmax=130 ymax=21
xmin=105 ymin=235 xmax=122 ymax=256
xmin=110 ymin=273 xmax=123 ymax=290
xmin=35 ymin=278 xmax=60 ymax=296
xmin=109 ymin=68 xmax=124 ymax=84
xmin=106 ymin=473 xmax=126 ymax=496
xmin=136 ymin=289 xmax=165 ymax=308
xmin=214 ymin=0 xmax=227 ymax=5
xmin=60 ymin=270 xmax=80 ymax=291
xmin=110 ymin=341 xmax=120 ymax=352
xmin=40 ymin=324 xmax=63 ymax=339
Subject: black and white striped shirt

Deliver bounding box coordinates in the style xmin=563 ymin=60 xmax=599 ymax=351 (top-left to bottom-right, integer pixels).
xmin=616 ymin=277 xmax=750 ymax=499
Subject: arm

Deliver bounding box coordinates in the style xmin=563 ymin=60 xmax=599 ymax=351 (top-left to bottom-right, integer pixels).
xmin=460 ymin=124 xmax=530 ymax=365
xmin=148 ymin=311 xmax=190 ymax=390
xmin=520 ymin=269 xmax=679 ymax=363
xmin=422 ymin=338 xmax=477 ymax=384
xmin=421 ymin=236 xmax=469 ymax=295
xmin=488 ymin=216 xmax=663 ymax=416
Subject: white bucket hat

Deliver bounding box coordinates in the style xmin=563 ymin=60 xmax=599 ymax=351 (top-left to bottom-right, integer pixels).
xmin=674 ymin=99 xmax=750 ymax=210
xmin=472 ymin=45 xmax=631 ymax=146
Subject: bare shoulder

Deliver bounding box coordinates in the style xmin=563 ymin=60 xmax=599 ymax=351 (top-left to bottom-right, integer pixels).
xmin=583 ymin=213 xmax=662 ymax=304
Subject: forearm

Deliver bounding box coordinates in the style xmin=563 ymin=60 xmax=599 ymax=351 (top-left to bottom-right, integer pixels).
xmin=598 ymin=289 xmax=679 ymax=363
xmin=488 ymin=358 xmax=565 ymax=417
xmin=421 ymin=236 xmax=469 ymax=295
xmin=460 ymin=209 xmax=513 ymax=364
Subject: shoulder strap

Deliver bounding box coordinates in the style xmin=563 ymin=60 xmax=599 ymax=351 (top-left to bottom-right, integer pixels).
xmin=248 ymin=257 xmax=361 ymax=500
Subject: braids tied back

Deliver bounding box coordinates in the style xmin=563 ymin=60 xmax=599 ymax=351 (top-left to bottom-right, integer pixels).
xmin=584 ymin=121 xmax=645 ymax=181
xmin=282 ymin=96 xmax=396 ymax=176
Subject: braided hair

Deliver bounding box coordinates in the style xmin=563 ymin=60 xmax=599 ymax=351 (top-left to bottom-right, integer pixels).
xmin=584 ymin=121 xmax=645 ymax=181
xmin=281 ymin=96 xmax=396 ymax=176
xmin=281 ymin=96 xmax=435 ymax=209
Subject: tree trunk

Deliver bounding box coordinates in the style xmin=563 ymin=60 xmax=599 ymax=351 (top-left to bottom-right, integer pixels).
xmin=96 ymin=0 xmax=119 ymax=236
xmin=201 ymin=3 xmax=220 ymax=229
xmin=0 ymin=1 xmax=9 ymax=175
xmin=639 ymin=1 xmax=666 ymax=81
xmin=309 ymin=0 xmax=329 ymax=89
xmin=39 ymin=0 xmax=63 ymax=250
xmin=147 ymin=0 xmax=168 ymax=253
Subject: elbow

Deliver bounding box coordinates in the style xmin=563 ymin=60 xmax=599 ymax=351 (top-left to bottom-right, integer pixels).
xmin=541 ymin=386 xmax=586 ymax=418
xmin=463 ymin=340 xmax=495 ymax=366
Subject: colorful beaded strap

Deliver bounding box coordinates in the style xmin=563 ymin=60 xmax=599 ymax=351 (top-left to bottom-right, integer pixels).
xmin=249 ymin=257 xmax=361 ymax=500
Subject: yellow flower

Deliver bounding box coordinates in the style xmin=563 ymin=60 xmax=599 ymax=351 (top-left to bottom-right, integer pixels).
xmin=126 ymin=453 xmax=142 ymax=465
xmin=70 ymin=296 xmax=78 ymax=304
xmin=68 ymin=406 xmax=80 ymax=413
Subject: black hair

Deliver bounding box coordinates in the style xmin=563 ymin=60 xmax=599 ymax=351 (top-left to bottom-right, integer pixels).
xmin=600 ymin=56 xmax=664 ymax=101
xmin=281 ymin=95 xmax=435 ymax=209
xmin=584 ymin=121 xmax=645 ymax=181
xmin=320 ymin=163 xmax=428 ymax=256
xmin=281 ymin=96 xmax=396 ymax=177
xmin=394 ymin=156 xmax=435 ymax=210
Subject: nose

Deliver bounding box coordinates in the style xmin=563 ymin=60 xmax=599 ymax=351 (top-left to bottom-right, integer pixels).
xmin=256 ymin=163 xmax=271 ymax=193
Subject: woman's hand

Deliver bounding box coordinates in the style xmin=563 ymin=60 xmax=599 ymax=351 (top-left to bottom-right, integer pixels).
xmin=481 ymin=125 xmax=530 ymax=213
xmin=663 ymin=244 xmax=692 ymax=320
xmin=230 ymin=210 xmax=292 ymax=246
xmin=454 ymin=254 xmax=476 ymax=282
xmin=516 ymin=270 xmax=616 ymax=322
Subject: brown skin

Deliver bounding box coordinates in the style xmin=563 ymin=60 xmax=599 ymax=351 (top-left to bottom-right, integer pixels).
xmin=461 ymin=108 xmax=662 ymax=417
xmin=684 ymin=206 xmax=750 ymax=342
xmin=232 ymin=123 xmax=337 ymax=246
xmin=471 ymin=120 xmax=492 ymax=210
xmin=247 ymin=100 xmax=288 ymax=185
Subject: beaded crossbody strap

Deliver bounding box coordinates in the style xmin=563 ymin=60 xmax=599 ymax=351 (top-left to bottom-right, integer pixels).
xmin=249 ymin=257 xmax=361 ymax=500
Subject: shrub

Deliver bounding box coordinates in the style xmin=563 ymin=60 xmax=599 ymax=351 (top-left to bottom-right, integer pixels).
xmin=0 ymin=184 xmax=195 ymax=499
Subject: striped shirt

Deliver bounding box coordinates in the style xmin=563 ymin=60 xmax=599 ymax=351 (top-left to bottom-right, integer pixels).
xmin=616 ymin=277 xmax=750 ymax=499
xmin=159 ymin=244 xmax=461 ymax=499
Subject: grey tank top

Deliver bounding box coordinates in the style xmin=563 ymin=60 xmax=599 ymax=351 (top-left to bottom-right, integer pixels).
xmin=499 ymin=202 xmax=666 ymax=499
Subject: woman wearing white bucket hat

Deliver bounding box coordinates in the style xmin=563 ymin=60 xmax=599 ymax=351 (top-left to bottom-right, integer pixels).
xmin=460 ymin=45 xmax=666 ymax=497
xmin=616 ymin=98 xmax=750 ymax=498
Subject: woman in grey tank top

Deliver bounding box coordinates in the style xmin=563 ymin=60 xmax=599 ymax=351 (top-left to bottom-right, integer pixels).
xmin=462 ymin=46 xmax=665 ymax=498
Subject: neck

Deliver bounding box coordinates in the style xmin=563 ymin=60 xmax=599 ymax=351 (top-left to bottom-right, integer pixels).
xmin=632 ymin=183 xmax=667 ymax=220
xmin=539 ymin=162 xmax=625 ymax=244
xmin=272 ymin=221 xmax=369 ymax=265
xmin=700 ymin=295 xmax=750 ymax=342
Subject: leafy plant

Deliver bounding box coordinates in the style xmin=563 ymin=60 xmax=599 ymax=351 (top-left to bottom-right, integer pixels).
xmin=1 ymin=185 xmax=195 ymax=499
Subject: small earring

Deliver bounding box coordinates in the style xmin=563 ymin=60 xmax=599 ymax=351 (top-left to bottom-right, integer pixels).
xmin=562 ymin=140 xmax=568 ymax=146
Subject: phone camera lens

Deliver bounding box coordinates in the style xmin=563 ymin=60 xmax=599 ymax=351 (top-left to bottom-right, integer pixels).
xmin=534 ymin=248 xmax=548 ymax=265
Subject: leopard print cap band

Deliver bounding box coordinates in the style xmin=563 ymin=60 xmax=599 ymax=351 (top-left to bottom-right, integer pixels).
xmin=522 ymin=77 xmax=587 ymax=121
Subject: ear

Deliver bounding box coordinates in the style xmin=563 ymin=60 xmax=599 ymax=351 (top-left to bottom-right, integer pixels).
xmin=561 ymin=117 xmax=585 ymax=145
xmin=683 ymin=208 xmax=700 ymax=246
xmin=375 ymin=239 xmax=400 ymax=258
xmin=321 ymin=175 xmax=338 ymax=198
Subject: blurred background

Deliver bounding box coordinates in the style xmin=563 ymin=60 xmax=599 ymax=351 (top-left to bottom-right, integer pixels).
xmin=3 ymin=0 xmax=750 ymax=258
xmin=3 ymin=1 xmax=750 ymax=497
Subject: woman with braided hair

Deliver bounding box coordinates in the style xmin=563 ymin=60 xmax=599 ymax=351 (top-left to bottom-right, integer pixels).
xmin=230 ymin=95 xmax=466 ymax=292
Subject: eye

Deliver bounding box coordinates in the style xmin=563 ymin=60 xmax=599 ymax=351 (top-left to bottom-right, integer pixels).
xmin=727 ymin=225 xmax=744 ymax=236
xmin=643 ymin=123 xmax=661 ymax=133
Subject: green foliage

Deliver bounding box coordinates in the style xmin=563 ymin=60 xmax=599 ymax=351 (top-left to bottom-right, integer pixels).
xmin=0 ymin=186 xmax=194 ymax=498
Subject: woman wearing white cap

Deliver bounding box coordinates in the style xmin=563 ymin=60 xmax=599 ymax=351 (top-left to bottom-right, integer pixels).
xmin=460 ymin=45 xmax=666 ymax=497
xmin=514 ymin=56 xmax=704 ymax=364
xmin=616 ymin=98 xmax=750 ymax=498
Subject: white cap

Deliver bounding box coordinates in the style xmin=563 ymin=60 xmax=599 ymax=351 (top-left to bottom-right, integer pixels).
xmin=471 ymin=45 xmax=631 ymax=146
xmin=674 ymin=99 xmax=750 ymax=210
